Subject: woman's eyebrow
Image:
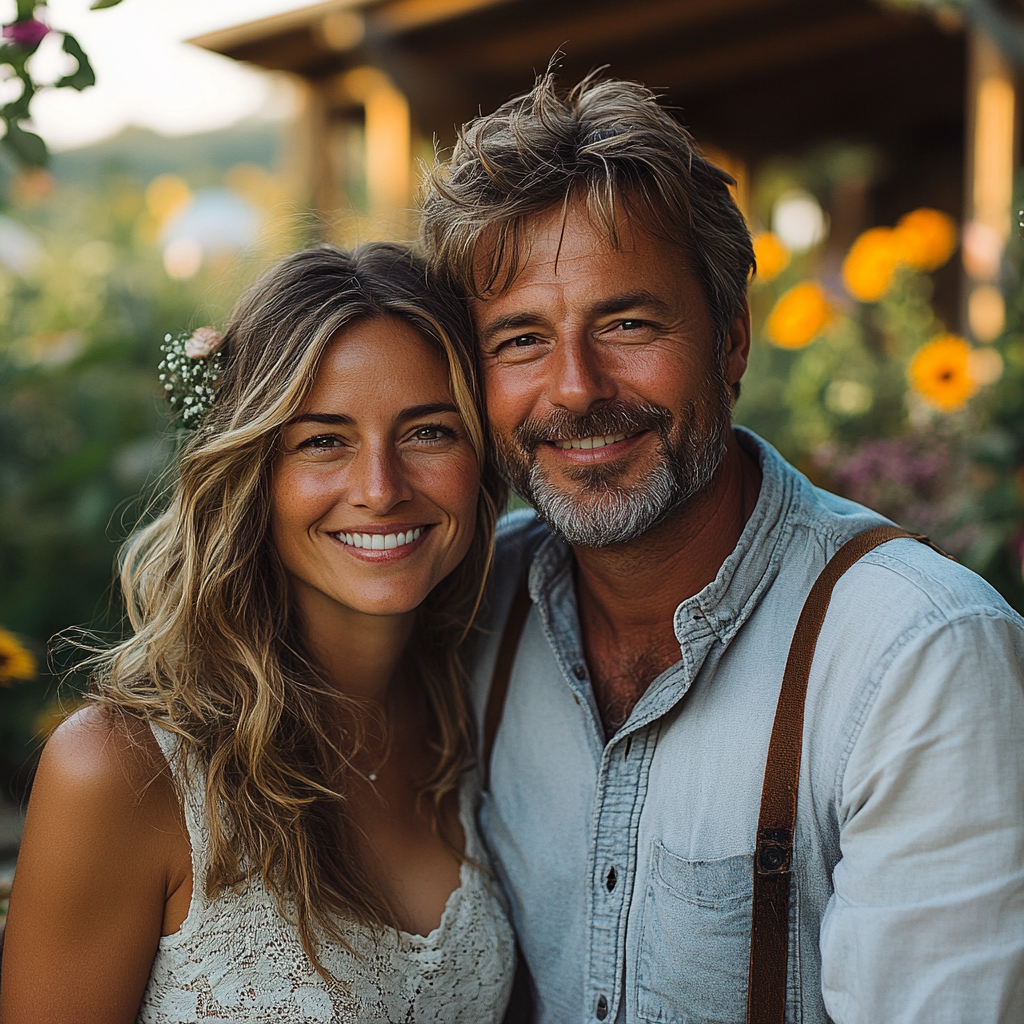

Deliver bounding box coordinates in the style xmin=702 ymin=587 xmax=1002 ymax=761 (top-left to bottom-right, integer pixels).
xmin=400 ymin=402 xmax=459 ymax=420
xmin=289 ymin=404 xmax=459 ymax=426
xmin=290 ymin=413 xmax=352 ymax=425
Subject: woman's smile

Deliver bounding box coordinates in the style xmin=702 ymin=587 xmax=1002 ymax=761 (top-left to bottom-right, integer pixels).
xmin=328 ymin=523 xmax=431 ymax=560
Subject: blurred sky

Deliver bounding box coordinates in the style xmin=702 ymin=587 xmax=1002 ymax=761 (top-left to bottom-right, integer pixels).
xmin=4 ymin=0 xmax=312 ymax=150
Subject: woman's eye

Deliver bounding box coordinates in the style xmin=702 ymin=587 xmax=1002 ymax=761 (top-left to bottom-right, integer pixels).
xmin=412 ymin=425 xmax=452 ymax=442
xmin=298 ymin=434 xmax=342 ymax=451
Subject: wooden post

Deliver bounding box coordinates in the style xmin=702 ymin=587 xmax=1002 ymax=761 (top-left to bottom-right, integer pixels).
xmin=341 ymin=66 xmax=413 ymax=239
xmin=963 ymin=28 xmax=1018 ymax=342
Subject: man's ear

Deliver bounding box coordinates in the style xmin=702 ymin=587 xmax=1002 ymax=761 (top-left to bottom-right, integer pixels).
xmin=724 ymin=297 xmax=752 ymax=389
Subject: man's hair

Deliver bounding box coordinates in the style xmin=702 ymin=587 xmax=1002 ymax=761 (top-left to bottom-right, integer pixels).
xmin=420 ymin=70 xmax=756 ymax=354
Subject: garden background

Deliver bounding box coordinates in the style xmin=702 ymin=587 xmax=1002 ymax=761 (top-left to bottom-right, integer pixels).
xmin=2 ymin=0 xmax=1024 ymax=916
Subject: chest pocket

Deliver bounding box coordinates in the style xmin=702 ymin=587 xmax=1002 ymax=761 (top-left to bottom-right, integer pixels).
xmin=636 ymin=842 xmax=753 ymax=1024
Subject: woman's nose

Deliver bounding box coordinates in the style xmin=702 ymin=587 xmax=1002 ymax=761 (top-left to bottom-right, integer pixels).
xmin=346 ymin=445 xmax=414 ymax=514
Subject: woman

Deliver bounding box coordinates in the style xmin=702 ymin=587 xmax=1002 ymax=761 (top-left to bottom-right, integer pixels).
xmin=0 ymin=244 xmax=514 ymax=1023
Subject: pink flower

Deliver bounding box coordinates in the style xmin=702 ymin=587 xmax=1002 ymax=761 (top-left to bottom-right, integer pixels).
xmin=2 ymin=19 xmax=49 ymax=50
xmin=184 ymin=327 xmax=224 ymax=359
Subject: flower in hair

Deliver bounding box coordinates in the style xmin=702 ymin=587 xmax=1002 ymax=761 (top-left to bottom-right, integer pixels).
xmin=158 ymin=327 xmax=225 ymax=428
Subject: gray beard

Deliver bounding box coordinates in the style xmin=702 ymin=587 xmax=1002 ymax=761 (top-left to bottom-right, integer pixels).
xmin=493 ymin=392 xmax=731 ymax=548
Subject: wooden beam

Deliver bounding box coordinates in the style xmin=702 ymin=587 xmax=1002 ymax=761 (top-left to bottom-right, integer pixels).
xmin=641 ymin=9 xmax=920 ymax=93
xmin=468 ymin=0 xmax=784 ymax=74
xmin=375 ymin=0 xmax=512 ymax=32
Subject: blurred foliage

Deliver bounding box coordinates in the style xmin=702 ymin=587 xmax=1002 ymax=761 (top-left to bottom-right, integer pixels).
xmin=735 ymin=157 xmax=1024 ymax=617
xmin=0 ymin=0 xmax=117 ymax=175
xmin=0 ymin=123 xmax=301 ymax=798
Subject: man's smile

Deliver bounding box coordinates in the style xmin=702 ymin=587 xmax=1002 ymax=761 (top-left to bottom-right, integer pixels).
xmin=552 ymin=432 xmax=629 ymax=450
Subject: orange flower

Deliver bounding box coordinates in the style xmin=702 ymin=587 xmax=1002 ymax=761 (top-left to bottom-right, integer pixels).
xmin=752 ymin=231 xmax=790 ymax=282
xmin=0 ymin=627 xmax=36 ymax=685
xmin=907 ymin=335 xmax=978 ymax=412
xmin=765 ymin=281 xmax=831 ymax=349
xmin=894 ymin=208 xmax=958 ymax=272
xmin=842 ymin=227 xmax=901 ymax=302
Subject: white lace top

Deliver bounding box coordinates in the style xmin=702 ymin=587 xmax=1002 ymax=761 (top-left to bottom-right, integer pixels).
xmin=138 ymin=723 xmax=516 ymax=1023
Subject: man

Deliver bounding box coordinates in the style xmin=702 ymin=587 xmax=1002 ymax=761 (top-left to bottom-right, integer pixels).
xmin=420 ymin=74 xmax=1024 ymax=1023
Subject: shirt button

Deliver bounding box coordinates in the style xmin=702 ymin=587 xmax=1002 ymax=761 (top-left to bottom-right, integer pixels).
xmin=595 ymin=994 xmax=609 ymax=1020
xmin=573 ymin=663 xmax=587 ymax=680
xmin=606 ymin=866 xmax=617 ymax=891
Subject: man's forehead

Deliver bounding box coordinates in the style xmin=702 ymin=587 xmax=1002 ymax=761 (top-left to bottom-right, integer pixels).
xmin=469 ymin=201 xmax=691 ymax=309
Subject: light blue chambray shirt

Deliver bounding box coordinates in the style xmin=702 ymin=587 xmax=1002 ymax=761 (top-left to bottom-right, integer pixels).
xmin=470 ymin=429 xmax=1024 ymax=1024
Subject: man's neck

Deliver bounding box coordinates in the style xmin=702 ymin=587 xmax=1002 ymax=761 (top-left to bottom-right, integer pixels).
xmin=573 ymin=429 xmax=762 ymax=735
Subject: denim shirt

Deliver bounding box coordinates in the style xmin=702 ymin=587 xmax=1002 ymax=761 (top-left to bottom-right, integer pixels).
xmin=471 ymin=429 xmax=1024 ymax=1024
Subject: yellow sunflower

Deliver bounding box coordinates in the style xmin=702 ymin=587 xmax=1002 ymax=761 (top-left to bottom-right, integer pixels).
xmin=894 ymin=208 xmax=958 ymax=272
xmin=765 ymin=281 xmax=831 ymax=349
xmin=752 ymin=231 xmax=790 ymax=282
xmin=842 ymin=226 xmax=901 ymax=302
xmin=907 ymin=335 xmax=978 ymax=412
xmin=0 ymin=627 xmax=37 ymax=685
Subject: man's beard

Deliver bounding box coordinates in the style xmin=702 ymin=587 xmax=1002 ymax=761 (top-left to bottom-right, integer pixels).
xmin=491 ymin=383 xmax=732 ymax=548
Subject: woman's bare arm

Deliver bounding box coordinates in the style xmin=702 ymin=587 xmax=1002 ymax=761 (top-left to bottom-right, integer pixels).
xmin=1 ymin=706 xmax=190 ymax=1024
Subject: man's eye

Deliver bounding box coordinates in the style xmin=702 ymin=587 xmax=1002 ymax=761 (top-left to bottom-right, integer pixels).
xmin=510 ymin=335 xmax=538 ymax=347
xmin=619 ymin=319 xmax=646 ymax=330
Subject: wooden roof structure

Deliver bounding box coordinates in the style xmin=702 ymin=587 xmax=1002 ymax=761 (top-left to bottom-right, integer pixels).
xmin=193 ymin=0 xmax=1022 ymax=336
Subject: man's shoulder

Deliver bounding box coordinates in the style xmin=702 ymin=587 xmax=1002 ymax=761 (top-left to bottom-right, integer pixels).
xmin=493 ymin=506 xmax=552 ymax=584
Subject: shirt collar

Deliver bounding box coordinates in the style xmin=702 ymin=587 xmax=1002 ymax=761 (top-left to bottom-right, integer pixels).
xmin=526 ymin=427 xmax=797 ymax=649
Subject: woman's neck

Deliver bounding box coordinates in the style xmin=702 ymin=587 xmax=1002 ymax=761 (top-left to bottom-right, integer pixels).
xmin=291 ymin=581 xmax=417 ymax=704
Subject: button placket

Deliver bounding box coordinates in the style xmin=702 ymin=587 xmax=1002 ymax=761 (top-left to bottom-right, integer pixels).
xmin=587 ymin=728 xmax=650 ymax=1024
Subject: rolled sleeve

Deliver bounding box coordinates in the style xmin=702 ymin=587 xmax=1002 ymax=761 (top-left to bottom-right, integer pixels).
xmin=821 ymin=609 xmax=1024 ymax=1023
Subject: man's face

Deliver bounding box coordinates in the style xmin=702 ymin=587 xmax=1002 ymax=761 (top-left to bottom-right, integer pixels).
xmin=470 ymin=201 xmax=750 ymax=547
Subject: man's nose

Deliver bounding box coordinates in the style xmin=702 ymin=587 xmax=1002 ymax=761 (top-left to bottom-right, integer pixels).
xmin=347 ymin=444 xmax=413 ymax=514
xmin=546 ymin=332 xmax=616 ymax=414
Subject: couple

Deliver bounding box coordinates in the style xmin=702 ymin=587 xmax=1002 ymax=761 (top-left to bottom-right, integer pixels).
xmin=4 ymin=74 xmax=1024 ymax=1024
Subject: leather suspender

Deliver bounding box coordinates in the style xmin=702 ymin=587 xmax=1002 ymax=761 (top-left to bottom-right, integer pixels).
xmin=482 ymin=576 xmax=532 ymax=789
xmin=746 ymin=525 xmax=948 ymax=1024
xmin=480 ymin=527 xmax=948 ymax=1024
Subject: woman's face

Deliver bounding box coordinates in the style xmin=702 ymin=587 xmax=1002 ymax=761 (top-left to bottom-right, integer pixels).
xmin=272 ymin=316 xmax=480 ymax=621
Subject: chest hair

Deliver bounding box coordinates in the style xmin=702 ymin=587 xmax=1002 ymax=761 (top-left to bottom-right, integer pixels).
xmin=588 ymin=635 xmax=681 ymax=737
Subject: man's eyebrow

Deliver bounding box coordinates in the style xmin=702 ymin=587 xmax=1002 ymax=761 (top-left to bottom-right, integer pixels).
xmin=589 ymin=291 xmax=674 ymax=319
xmin=478 ymin=291 xmax=674 ymax=345
xmin=478 ymin=312 xmax=547 ymax=345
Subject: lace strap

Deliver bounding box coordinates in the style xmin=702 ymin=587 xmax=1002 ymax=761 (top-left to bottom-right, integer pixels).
xmin=147 ymin=720 xmax=211 ymax=914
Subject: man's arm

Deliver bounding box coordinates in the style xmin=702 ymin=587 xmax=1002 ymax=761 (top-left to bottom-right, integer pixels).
xmin=820 ymin=609 xmax=1024 ymax=1023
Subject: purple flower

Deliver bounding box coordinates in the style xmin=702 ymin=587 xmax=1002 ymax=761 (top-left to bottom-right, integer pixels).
xmin=2 ymin=18 xmax=49 ymax=50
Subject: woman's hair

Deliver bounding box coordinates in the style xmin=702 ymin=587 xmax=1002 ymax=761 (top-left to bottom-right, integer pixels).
xmin=85 ymin=242 xmax=505 ymax=977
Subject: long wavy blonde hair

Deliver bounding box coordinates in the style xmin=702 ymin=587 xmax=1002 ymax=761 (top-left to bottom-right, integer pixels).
xmin=85 ymin=243 xmax=505 ymax=977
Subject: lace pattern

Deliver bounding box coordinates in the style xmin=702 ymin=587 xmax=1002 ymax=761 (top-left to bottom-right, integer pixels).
xmin=138 ymin=724 xmax=515 ymax=1023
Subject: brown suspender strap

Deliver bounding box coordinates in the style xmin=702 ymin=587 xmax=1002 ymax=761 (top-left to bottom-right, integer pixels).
xmin=482 ymin=577 xmax=532 ymax=790
xmin=747 ymin=525 xmax=951 ymax=1024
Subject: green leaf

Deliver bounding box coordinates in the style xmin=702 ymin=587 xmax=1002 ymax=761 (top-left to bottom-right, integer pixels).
xmin=15 ymin=0 xmax=37 ymax=22
xmin=89 ymin=0 xmax=125 ymax=8
xmin=55 ymin=33 xmax=96 ymax=91
xmin=3 ymin=118 xmax=48 ymax=167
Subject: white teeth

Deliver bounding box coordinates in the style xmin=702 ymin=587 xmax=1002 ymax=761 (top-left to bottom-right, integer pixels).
xmin=554 ymin=433 xmax=627 ymax=451
xmin=336 ymin=528 xmax=424 ymax=550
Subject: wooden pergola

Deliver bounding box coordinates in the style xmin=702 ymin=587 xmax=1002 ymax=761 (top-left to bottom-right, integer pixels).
xmin=192 ymin=0 xmax=1022 ymax=337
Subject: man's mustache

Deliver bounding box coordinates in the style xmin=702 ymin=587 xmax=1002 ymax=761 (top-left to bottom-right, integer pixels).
xmin=508 ymin=400 xmax=675 ymax=453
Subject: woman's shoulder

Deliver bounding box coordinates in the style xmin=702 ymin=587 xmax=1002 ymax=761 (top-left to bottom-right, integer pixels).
xmin=40 ymin=704 xmax=170 ymax=809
